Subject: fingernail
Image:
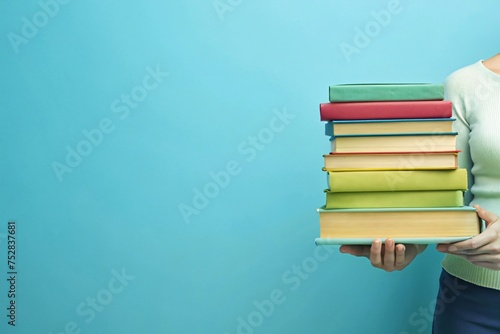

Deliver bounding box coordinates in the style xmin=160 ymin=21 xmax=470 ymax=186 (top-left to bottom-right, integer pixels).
xmin=448 ymin=246 xmax=457 ymax=252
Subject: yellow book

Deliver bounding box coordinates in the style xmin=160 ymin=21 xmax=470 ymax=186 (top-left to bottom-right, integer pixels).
xmin=330 ymin=132 xmax=457 ymax=153
xmin=322 ymin=151 xmax=459 ymax=171
xmin=316 ymin=206 xmax=481 ymax=242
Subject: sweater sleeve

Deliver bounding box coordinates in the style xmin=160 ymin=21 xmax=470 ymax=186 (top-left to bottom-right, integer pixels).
xmin=444 ymin=73 xmax=475 ymax=205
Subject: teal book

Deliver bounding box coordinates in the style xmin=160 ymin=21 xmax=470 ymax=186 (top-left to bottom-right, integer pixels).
xmin=316 ymin=206 xmax=482 ymax=243
xmin=329 ymin=83 xmax=444 ymax=102
xmin=315 ymin=237 xmax=474 ymax=245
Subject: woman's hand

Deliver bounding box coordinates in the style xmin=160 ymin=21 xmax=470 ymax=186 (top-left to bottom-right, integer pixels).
xmin=340 ymin=239 xmax=426 ymax=272
xmin=436 ymin=205 xmax=500 ymax=270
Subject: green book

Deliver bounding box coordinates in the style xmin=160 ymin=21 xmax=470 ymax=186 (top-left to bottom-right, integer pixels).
xmin=329 ymin=83 xmax=444 ymax=102
xmin=325 ymin=190 xmax=464 ymax=209
xmin=327 ymin=169 xmax=468 ymax=192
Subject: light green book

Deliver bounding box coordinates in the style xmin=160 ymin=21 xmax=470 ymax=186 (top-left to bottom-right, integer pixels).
xmin=316 ymin=206 xmax=482 ymax=241
xmin=329 ymin=83 xmax=444 ymax=102
xmin=327 ymin=169 xmax=467 ymax=192
xmin=325 ymin=190 xmax=464 ymax=209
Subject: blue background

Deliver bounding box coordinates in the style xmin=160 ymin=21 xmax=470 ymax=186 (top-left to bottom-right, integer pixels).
xmin=1 ymin=1 xmax=499 ymax=333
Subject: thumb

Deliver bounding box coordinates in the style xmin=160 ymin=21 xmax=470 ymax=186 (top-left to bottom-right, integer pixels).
xmin=473 ymin=204 xmax=499 ymax=228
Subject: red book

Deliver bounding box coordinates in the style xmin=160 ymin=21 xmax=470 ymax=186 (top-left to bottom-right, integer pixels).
xmin=320 ymin=100 xmax=452 ymax=121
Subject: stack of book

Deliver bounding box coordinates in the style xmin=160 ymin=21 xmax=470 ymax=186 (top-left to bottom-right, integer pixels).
xmin=315 ymin=84 xmax=482 ymax=245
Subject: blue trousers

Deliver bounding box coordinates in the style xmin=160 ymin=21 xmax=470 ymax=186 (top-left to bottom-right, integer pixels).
xmin=432 ymin=269 xmax=500 ymax=334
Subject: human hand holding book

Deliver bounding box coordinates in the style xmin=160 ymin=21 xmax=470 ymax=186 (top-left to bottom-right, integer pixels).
xmin=437 ymin=205 xmax=500 ymax=271
xmin=339 ymin=240 xmax=427 ymax=272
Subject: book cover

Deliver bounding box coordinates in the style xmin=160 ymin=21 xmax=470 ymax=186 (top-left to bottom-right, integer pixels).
xmin=330 ymin=132 xmax=458 ymax=153
xmin=317 ymin=206 xmax=482 ymax=240
xmin=327 ymin=169 xmax=467 ymax=192
xmin=320 ymin=100 xmax=452 ymax=121
xmin=315 ymin=237 xmax=474 ymax=245
xmin=329 ymin=83 xmax=444 ymax=102
xmin=323 ymin=151 xmax=459 ymax=171
xmin=325 ymin=118 xmax=455 ymax=136
xmin=324 ymin=189 xmax=464 ymax=209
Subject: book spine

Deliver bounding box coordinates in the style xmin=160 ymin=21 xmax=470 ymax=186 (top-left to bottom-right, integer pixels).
xmin=329 ymin=84 xmax=444 ymax=102
xmin=320 ymin=101 xmax=452 ymax=121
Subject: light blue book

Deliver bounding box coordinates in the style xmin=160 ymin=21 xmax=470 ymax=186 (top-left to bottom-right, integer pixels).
xmin=325 ymin=118 xmax=456 ymax=136
xmin=315 ymin=237 xmax=474 ymax=246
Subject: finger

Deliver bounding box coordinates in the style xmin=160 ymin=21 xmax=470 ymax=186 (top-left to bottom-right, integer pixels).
xmin=383 ymin=239 xmax=395 ymax=269
xmin=369 ymin=239 xmax=383 ymax=267
xmin=465 ymin=253 xmax=500 ymax=263
xmin=474 ymin=204 xmax=500 ymax=228
xmin=466 ymin=261 xmax=500 ymax=271
xmin=445 ymin=251 xmax=500 ymax=266
xmin=339 ymin=245 xmax=371 ymax=257
xmin=436 ymin=243 xmax=452 ymax=252
xmin=440 ymin=205 xmax=498 ymax=253
xmin=445 ymin=228 xmax=497 ymax=254
xmin=455 ymin=250 xmax=500 ymax=269
xmin=395 ymin=244 xmax=406 ymax=268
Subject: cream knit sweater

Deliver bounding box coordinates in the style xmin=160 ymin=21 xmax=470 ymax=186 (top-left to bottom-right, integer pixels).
xmin=442 ymin=60 xmax=500 ymax=290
